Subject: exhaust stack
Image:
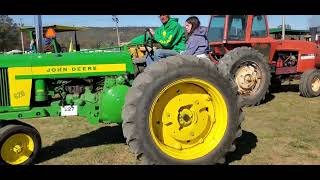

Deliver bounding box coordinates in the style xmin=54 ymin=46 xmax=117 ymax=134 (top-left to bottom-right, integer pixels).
xmin=34 ymin=15 xmax=43 ymax=53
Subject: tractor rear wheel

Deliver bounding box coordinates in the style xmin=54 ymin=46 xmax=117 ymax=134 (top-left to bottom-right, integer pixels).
xmin=299 ymin=69 xmax=320 ymax=97
xmin=0 ymin=122 xmax=41 ymax=165
xmin=122 ymin=55 xmax=244 ymax=165
xmin=218 ymin=47 xmax=271 ymax=107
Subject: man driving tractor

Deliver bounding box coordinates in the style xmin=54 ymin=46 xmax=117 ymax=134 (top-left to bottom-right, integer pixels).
xmin=129 ymin=15 xmax=186 ymax=66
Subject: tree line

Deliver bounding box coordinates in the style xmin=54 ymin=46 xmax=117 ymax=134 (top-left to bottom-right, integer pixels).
xmin=0 ymin=15 xmax=20 ymax=52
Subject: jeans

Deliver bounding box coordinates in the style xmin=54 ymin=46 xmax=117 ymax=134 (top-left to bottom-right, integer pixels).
xmin=146 ymin=49 xmax=179 ymax=66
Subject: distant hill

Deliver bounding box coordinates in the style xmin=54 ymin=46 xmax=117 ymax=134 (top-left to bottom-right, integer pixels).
xmin=55 ymin=26 xmax=159 ymax=49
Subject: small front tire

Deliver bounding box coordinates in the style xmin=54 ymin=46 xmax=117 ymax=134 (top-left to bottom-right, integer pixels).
xmin=0 ymin=122 xmax=41 ymax=165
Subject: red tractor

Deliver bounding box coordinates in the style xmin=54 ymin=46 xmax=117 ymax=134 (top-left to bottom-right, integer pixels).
xmin=207 ymin=15 xmax=320 ymax=106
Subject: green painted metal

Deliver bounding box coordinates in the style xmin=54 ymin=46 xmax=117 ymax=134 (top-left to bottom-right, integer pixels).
xmin=66 ymin=86 xmax=99 ymax=106
xmin=48 ymin=101 xmax=63 ymax=116
xmin=65 ymin=86 xmax=98 ymax=105
xmin=82 ymin=86 xmax=98 ymax=103
xmin=99 ymin=84 xmax=129 ymax=124
xmin=0 ymin=84 xmax=129 ymax=125
xmin=0 ymin=99 xmax=99 ymax=125
xmin=35 ymin=79 xmax=48 ymax=102
xmin=16 ymin=72 xmax=127 ymax=80
xmin=0 ymin=106 xmax=57 ymax=120
xmin=0 ymin=106 xmax=30 ymax=113
xmin=65 ymin=94 xmax=83 ymax=105
xmin=115 ymin=76 xmax=125 ymax=85
xmin=78 ymin=102 xmax=100 ymax=125
xmin=104 ymin=78 xmax=116 ymax=88
xmin=0 ymin=42 xmax=136 ymax=126
xmin=0 ymin=46 xmax=133 ymax=70
xmin=0 ymin=101 xmax=100 ymax=124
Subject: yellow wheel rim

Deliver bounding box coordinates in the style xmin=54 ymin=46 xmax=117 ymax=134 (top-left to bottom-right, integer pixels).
xmin=1 ymin=133 xmax=35 ymax=165
xmin=149 ymin=78 xmax=228 ymax=160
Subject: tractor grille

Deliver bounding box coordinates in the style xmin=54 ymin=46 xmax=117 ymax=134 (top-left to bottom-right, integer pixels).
xmin=0 ymin=68 xmax=10 ymax=106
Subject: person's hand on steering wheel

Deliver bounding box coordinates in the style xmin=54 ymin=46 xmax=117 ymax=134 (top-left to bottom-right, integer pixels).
xmin=149 ymin=28 xmax=155 ymax=36
xmin=144 ymin=28 xmax=155 ymax=57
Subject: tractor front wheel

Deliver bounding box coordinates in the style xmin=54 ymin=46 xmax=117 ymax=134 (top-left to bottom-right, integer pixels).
xmin=122 ymin=55 xmax=243 ymax=165
xmin=0 ymin=122 xmax=41 ymax=165
xmin=299 ymin=69 xmax=320 ymax=97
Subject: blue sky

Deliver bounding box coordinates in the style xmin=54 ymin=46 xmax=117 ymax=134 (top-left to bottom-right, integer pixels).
xmin=9 ymin=15 xmax=318 ymax=30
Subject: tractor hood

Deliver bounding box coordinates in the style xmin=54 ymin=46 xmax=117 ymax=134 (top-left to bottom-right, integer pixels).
xmin=0 ymin=50 xmax=135 ymax=77
xmin=273 ymin=40 xmax=318 ymax=52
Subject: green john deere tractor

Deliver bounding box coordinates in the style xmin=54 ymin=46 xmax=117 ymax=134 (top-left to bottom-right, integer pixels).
xmin=0 ymin=23 xmax=244 ymax=165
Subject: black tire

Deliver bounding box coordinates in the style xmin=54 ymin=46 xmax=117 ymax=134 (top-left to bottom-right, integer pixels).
xmin=0 ymin=122 xmax=41 ymax=165
xmin=122 ymin=55 xmax=244 ymax=165
xmin=299 ymin=69 xmax=320 ymax=97
xmin=218 ymin=47 xmax=271 ymax=107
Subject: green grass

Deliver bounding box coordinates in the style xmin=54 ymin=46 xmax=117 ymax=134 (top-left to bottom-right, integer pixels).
xmin=21 ymin=81 xmax=320 ymax=165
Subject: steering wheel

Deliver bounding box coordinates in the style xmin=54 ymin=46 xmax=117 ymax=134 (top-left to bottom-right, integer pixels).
xmin=144 ymin=28 xmax=155 ymax=58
